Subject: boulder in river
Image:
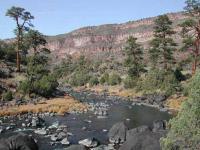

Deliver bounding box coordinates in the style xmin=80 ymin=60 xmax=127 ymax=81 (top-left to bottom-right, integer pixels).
xmin=152 ymin=120 xmax=166 ymax=132
xmin=51 ymin=134 xmax=61 ymax=141
xmin=90 ymin=144 xmax=115 ymax=150
xmin=108 ymin=122 xmax=127 ymax=144
xmin=65 ymin=145 xmax=86 ymax=150
xmin=50 ymin=133 xmax=65 ymax=141
xmin=48 ymin=121 xmax=59 ymax=129
xmin=119 ymin=131 xmax=165 ymax=150
xmin=60 ymin=137 xmax=70 ymax=145
xmin=79 ymin=137 xmax=98 ymax=148
xmin=126 ymin=125 xmax=150 ymax=140
xmin=34 ymin=128 xmax=47 ymax=135
xmin=0 ymin=126 xmax=4 ymax=134
xmin=31 ymin=117 xmax=45 ymax=127
xmin=0 ymin=133 xmax=38 ymax=150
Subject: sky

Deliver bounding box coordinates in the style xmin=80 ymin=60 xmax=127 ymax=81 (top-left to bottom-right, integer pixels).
xmin=0 ymin=0 xmax=186 ymax=39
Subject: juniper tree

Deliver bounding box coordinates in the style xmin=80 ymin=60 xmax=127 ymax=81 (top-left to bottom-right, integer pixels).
xmin=6 ymin=6 xmax=34 ymax=72
xmin=124 ymin=36 xmax=144 ymax=78
xmin=149 ymin=15 xmax=176 ymax=70
xmin=179 ymin=0 xmax=200 ymax=75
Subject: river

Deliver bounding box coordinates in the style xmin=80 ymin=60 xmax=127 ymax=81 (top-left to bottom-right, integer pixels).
xmin=0 ymin=88 xmax=172 ymax=150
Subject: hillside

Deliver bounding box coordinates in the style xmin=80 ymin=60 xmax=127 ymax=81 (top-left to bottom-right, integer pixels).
xmin=46 ymin=12 xmax=188 ymax=62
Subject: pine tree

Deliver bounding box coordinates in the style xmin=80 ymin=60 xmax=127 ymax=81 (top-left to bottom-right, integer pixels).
xmin=124 ymin=36 xmax=143 ymax=78
xmin=179 ymin=0 xmax=200 ymax=75
xmin=6 ymin=6 xmax=34 ymax=72
xmin=149 ymin=15 xmax=176 ymax=70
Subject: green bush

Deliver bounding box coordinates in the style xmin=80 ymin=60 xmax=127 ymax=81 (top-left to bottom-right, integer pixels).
xmin=0 ymin=49 xmax=5 ymax=59
xmin=100 ymin=73 xmax=109 ymax=84
xmin=19 ymin=75 xmax=58 ymax=98
xmin=137 ymin=69 xmax=180 ymax=96
xmin=0 ymin=70 xmax=4 ymax=78
xmin=123 ymin=76 xmax=137 ymax=89
xmin=161 ymin=71 xmax=180 ymax=96
xmin=4 ymin=48 xmax=16 ymax=62
xmin=174 ymin=68 xmax=185 ymax=81
xmin=108 ymin=73 xmax=121 ymax=86
xmin=0 ymin=41 xmax=15 ymax=62
xmin=18 ymin=80 xmax=31 ymax=95
xmin=89 ymin=76 xmax=99 ymax=86
xmin=69 ymin=71 xmax=91 ymax=86
xmin=33 ymin=75 xmax=58 ymax=97
xmin=2 ymin=91 xmax=13 ymax=101
xmin=161 ymin=72 xmax=200 ymax=149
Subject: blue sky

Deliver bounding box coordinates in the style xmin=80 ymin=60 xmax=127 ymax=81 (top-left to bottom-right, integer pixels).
xmin=0 ymin=0 xmax=185 ymax=39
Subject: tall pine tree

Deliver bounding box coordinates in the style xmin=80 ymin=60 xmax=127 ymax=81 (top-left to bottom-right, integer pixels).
xmin=6 ymin=6 xmax=34 ymax=72
xmin=124 ymin=36 xmax=143 ymax=78
xmin=149 ymin=15 xmax=176 ymax=70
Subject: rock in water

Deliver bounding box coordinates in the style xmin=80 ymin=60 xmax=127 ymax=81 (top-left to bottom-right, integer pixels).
xmin=34 ymin=128 xmax=47 ymax=135
xmin=65 ymin=145 xmax=86 ymax=150
xmin=119 ymin=131 xmax=165 ymax=150
xmin=61 ymin=137 xmax=70 ymax=145
xmin=0 ymin=126 xmax=4 ymax=134
xmin=126 ymin=125 xmax=150 ymax=140
xmin=48 ymin=121 xmax=59 ymax=129
xmin=0 ymin=133 xmax=38 ymax=150
xmin=91 ymin=144 xmax=115 ymax=150
xmin=79 ymin=138 xmax=98 ymax=148
xmin=50 ymin=133 xmax=63 ymax=141
xmin=31 ymin=117 xmax=45 ymax=127
xmin=152 ymin=120 xmax=166 ymax=132
xmin=108 ymin=122 xmax=127 ymax=144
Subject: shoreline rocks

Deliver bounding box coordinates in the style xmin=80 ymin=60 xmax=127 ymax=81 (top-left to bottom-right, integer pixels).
xmin=0 ymin=133 xmax=38 ymax=150
xmin=108 ymin=122 xmax=127 ymax=144
xmin=78 ymin=137 xmax=98 ymax=148
xmin=107 ymin=121 xmax=168 ymax=150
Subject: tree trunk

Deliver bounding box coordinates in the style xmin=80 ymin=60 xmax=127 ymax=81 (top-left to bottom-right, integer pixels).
xmin=192 ymin=55 xmax=197 ymax=75
xmin=16 ymin=34 xmax=21 ymax=72
xmin=192 ymin=38 xmax=200 ymax=75
xmin=163 ymin=49 xmax=168 ymax=70
xmin=16 ymin=50 xmax=20 ymax=72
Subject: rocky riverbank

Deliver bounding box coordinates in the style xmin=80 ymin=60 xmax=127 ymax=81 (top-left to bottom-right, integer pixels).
xmin=0 ymin=86 xmax=172 ymax=150
xmin=0 ymin=118 xmax=169 ymax=150
xmin=72 ymin=85 xmax=180 ymax=114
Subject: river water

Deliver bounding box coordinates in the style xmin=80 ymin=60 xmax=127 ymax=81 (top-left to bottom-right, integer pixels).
xmin=0 ymin=89 xmax=172 ymax=150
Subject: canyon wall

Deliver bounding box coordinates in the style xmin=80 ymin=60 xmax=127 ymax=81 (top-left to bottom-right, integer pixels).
xmin=45 ymin=12 xmax=187 ymax=61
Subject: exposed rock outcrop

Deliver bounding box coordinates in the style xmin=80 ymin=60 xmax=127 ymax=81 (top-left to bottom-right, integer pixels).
xmin=45 ymin=12 xmax=187 ymax=62
xmin=119 ymin=131 xmax=165 ymax=150
xmin=65 ymin=145 xmax=87 ymax=150
xmin=108 ymin=122 xmax=127 ymax=144
xmin=0 ymin=133 xmax=38 ymax=150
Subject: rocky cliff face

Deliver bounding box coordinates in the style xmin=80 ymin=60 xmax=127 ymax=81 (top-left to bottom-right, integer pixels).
xmin=46 ymin=12 xmax=187 ymax=61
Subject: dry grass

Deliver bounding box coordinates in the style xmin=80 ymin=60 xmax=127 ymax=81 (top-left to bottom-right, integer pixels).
xmin=80 ymin=85 xmax=142 ymax=98
xmin=75 ymin=85 xmax=188 ymax=112
xmin=165 ymin=95 xmax=187 ymax=111
xmin=116 ymin=89 xmax=142 ymax=98
xmin=0 ymin=96 xmax=88 ymax=116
